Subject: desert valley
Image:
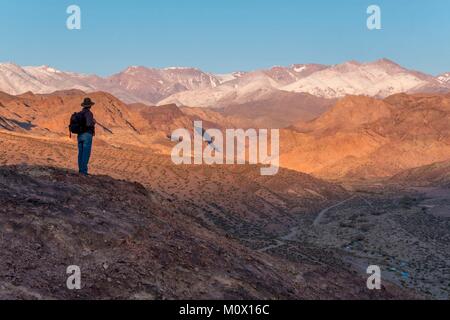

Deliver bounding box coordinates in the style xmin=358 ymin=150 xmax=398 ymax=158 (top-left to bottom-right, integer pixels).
xmin=0 ymin=59 xmax=449 ymax=300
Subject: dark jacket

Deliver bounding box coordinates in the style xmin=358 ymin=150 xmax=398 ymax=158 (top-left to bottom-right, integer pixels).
xmin=80 ymin=107 xmax=96 ymax=135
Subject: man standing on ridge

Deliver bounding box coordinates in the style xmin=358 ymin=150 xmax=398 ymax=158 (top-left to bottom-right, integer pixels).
xmin=69 ymin=97 xmax=96 ymax=176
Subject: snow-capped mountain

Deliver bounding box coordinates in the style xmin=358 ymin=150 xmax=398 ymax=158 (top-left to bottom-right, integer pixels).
xmin=262 ymin=64 xmax=328 ymax=86
xmin=0 ymin=59 xmax=449 ymax=107
xmin=216 ymin=71 xmax=247 ymax=84
xmin=102 ymin=66 xmax=221 ymax=104
xmin=281 ymin=59 xmax=434 ymax=98
xmin=0 ymin=63 xmax=222 ymax=104
xmin=437 ymin=72 xmax=450 ymax=85
xmin=158 ymin=71 xmax=280 ymax=108
xmin=158 ymin=64 xmax=328 ymax=108
xmin=0 ymin=63 xmax=96 ymax=95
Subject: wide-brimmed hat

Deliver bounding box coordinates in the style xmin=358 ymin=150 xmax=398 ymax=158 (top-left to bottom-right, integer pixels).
xmin=81 ymin=97 xmax=95 ymax=107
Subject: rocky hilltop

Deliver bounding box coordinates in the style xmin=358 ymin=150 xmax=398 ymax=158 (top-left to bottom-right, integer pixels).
xmin=0 ymin=165 xmax=410 ymax=299
xmin=281 ymin=93 xmax=450 ymax=179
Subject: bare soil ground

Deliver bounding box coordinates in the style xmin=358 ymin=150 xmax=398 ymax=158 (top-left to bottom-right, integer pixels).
xmin=258 ymin=182 xmax=450 ymax=299
xmin=0 ymin=130 xmax=431 ymax=299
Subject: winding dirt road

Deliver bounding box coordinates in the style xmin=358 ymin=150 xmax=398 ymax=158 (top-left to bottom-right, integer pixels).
xmin=258 ymin=196 xmax=357 ymax=253
xmin=312 ymin=196 xmax=357 ymax=226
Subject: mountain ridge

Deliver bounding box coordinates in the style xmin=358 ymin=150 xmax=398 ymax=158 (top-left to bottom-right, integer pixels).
xmin=1 ymin=60 xmax=448 ymax=107
xmin=280 ymin=93 xmax=450 ymax=179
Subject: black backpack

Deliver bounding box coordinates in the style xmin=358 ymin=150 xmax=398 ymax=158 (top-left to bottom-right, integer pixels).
xmin=69 ymin=112 xmax=85 ymax=136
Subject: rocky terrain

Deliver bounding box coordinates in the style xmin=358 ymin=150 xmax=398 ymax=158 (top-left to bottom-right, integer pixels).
xmin=257 ymin=182 xmax=450 ymax=299
xmin=0 ymin=131 xmax=347 ymax=240
xmin=1 ymin=87 xmax=449 ymax=300
xmin=280 ymin=93 xmax=450 ymax=179
xmin=4 ymin=88 xmax=449 ymax=183
xmin=0 ymin=161 xmax=411 ymax=299
xmin=390 ymin=160 xmax=450 ymax=188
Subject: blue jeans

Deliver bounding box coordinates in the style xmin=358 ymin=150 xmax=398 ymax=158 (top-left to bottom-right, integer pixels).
xmin=77 ymin=133 xmax=93 ymax=175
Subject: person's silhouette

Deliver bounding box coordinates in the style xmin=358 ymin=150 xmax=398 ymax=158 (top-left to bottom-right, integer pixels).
xmin=77 ymin=98 xmax=96 ymax=175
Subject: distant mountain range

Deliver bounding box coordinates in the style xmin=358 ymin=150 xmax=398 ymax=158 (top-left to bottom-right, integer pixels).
xmin=1 ymin=59 xmax=449 ymax=107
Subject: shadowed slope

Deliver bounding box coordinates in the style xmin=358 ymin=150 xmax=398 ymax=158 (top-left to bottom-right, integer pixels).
xmin=0 ymin=165 xmax=412 ymax=299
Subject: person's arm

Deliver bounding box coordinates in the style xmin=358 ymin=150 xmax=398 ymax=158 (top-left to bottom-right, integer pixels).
xmin=84 ymin=111 xmax=96 ymax=128
xmin=84 ymin=110 xmax=96 ymax=135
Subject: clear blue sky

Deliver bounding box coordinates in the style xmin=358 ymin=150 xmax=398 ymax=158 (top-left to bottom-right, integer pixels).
xmin=0 ymin=0 xmax=448 ymax=76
